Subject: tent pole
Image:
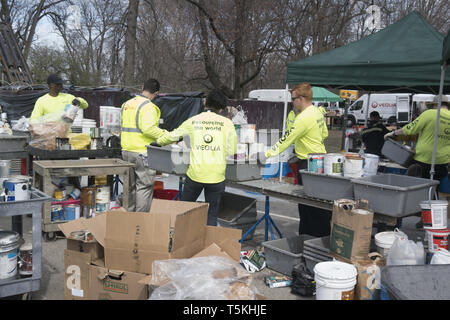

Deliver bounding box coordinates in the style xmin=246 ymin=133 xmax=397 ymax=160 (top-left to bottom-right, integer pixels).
xmin=430 ymin=63 xmax=447 ymax=181
xmin=280 ymin=84 xmax=289 ymax=182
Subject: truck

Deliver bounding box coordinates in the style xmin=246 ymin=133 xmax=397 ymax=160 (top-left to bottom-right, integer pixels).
xmin=346 ymin=93 xmax=450 ymax=126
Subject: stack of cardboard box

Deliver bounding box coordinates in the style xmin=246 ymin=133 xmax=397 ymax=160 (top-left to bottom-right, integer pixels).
xmin=60 ymin=199 xmax=243 ymax=300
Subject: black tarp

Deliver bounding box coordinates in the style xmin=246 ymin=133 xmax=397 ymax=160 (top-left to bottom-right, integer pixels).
xmin=0 ymin=85 xmax=48 ymax=120
xmin=153 ymin=92 xmax=205 ymax=131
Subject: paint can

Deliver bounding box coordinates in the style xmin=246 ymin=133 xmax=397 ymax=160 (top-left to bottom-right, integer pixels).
xmin=324 ymin=153 xmax=344 ymax=176
xmin=54 ymin=188 xmax=66 ymax=201
xmin=90 ymin=137 xmax=103 ymax=150
xmin=69 ymin=188 xmax=81 ymax=200
xmin=363 ymin=153 xmax=379 ymax=177
xmin=425 ymin=229 xmax=450 ymax=252
xmin=56 ymin=138 xmax=71 ymax=150
xmin=95 ymin=203 xmax=109 ymax=213
xmin=64 ymin=204 xmax=80 ymax=221
xmin=0 ymin=230 xmax=20 ymax=280
xmin=95 ymin=176 xmax=107 ymax=186
xmin=81 ymin=187 xmax=96 ymax=206
xmin=51 ymin=205 xmax=64 ymax=221
xmin=96 ymin=185 xmax=110 ymax=204
xmin=3 ymin=178 xmax=30 ymax=202
xmin=420 ymin=200 xmax=448 ymax=230
xmin=343 ymin=154 xmax=364 ymax=178
xmin=18 ymin=243 xmax=33 ymax=276
xmin=0 ymin=160 xmax=11 ymax=179
xmin=308 ymin=153 xmax=325 ymax=174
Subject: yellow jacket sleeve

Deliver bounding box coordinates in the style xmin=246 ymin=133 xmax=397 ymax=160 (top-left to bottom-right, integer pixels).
xmin=225 ymin=124 xmax=237 ymax=156
xmin=265 ymin=119 xmax=308 ymax=158
xmin=157 ymin=119 xmax=191 ymax=146
xmin=140 ymin=106 xmax=167 ymax=140
xmin=30 ymin=99 xmax=45 ymax=121
xmin=73 ymin=96 xmax=89 ymax=110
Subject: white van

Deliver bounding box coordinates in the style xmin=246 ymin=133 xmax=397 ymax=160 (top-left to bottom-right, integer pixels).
xmin=347 ymin=93 xmax=412 ymax=126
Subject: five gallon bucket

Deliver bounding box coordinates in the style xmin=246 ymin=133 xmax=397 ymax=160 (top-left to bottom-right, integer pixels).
xmin=375 ymin=231 xmax=397 ymax=257
xmin=426 ymin=229 xmax=450 ymax=252
xmin=0 ymin=230 xmax=21 ymax=280
xmin=314 ymin=261 xmax=358 ymax=300
xmin=324 ymin=154 xmax=344 ymax=176
xmin=420 ymin=200 xmax=448 ymax=230
xmin=363 ymin=153 xmax=379 ymax=177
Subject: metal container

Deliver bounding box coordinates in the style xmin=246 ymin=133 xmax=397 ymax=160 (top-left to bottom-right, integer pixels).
xmin=3 ymin=178 xmax=30 ymax=202
xmin=51 ymin=205 xmax=64 ymax=221
xmin=18 ymin=243 xmax=33 ymax=276
xmin=56 ymin=138 xmax=71 ymax=150
xmin=308 ymin=153 xmax=325 ymax=174
xmin=90 ymin=137 xmax=103 ymax=150
xmin=0 ymin=160 xmax=11 ymax=178
xmin=0 ymin=230 xmax=21 ymax=280
xmin=81 ymin=187 xmax=96 ymax=206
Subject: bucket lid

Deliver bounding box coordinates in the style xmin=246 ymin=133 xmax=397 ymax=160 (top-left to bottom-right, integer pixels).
xmin=313 ymin=261 xmax=357 ymax=280
xmin=345 ymin=154 xmax=363 ymax=160
xmin=420 ymin=200 xmax=448 ymax=206
xmin=425 ymin=228 xmax=450 ymax=234
xmin=363 ymin=153 xmax=380 ymax=159
xmin=0 ymin=230 xmax=20 ymax=252
xmin=375 ymin=231 xmax=397 ymax=245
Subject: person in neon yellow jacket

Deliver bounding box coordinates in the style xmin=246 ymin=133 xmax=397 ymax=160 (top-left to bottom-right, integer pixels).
xmin=30 ymin=74 xmax=88 ymax=122
xmin=121 ymin=79 xmax=168 ymax=212
xmin=264 ymin=83 xmax=330 ymax=237
xmin=155 ymin=90 xmax=237 ymax=226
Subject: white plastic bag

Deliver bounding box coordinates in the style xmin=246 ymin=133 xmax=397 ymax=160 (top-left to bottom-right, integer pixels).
xmin=386 ymin=229 xmax=425 ymax=266
xmin=430 ymin=249 xmax=450 ymax=265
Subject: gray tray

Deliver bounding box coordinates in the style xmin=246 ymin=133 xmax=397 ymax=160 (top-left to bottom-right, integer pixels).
xmin=381 ymin=139 xmax=415 ymax=168
xmin=351 ymin=174 xmax=439 ymax=217
xmin=300 ymin=170 xmax=354 ymax=201
xmin=147 ymin=145 xmax=190 ymax=175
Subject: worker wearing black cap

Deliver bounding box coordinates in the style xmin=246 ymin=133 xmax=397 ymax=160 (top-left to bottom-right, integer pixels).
xmin=30 ymin=74 xmax=88 ymax=122
xmin=361 ymin=111 xmax=390 ymax=156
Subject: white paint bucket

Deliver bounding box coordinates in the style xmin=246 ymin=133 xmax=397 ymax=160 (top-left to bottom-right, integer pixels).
xmin=343 ymin=154 xmax=364 ymax=178
xmin=420 ymin=200 xmax=448 ymax=230
xmin=314 ymin=261 xmax=358 ymax=300
xmin=363 ymin=153 xmax=379 ymax=177
xmin=375 ymin=231 xmax=397 ymax=257
xmin=324 ymin=154 xmax=344 ymax=176
xmin=0 ymin=230 xmax=20 ymax=280
xmin=100 ymin=106 xmax=121 ymax=128
xmin=96 ymin=185 xmax=110 ymax=204
xmin=3 ymin=178 xmax=30 ymax=202
xmin=308 ymin=153 xmax=325 ymax=174
xmin=425 ymin=229 xmax=450 ymax=252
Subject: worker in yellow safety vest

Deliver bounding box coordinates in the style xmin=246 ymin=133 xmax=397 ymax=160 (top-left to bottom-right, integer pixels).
xmin=121 ymin=79 xmax=168 ymax=212
xmin=154 ymin=90 xmax=237 ymax=226
xmin=30 ymin=74 xmax=89 ymax=122
xmin=263 ymin=83 xmax=330 ymax=237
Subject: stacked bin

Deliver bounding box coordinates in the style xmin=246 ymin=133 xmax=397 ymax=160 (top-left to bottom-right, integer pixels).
xmin=217 ymin=192 xmax=257 ymax=240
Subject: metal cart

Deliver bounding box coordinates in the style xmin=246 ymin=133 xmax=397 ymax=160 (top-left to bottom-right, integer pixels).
xmin=0 ymin=188 xmax=51 ymax=299
xmin=32 ymin=159 xmax=135 ymax=241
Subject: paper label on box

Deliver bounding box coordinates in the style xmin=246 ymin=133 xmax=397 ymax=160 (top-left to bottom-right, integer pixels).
xmin=330 ymin=224 xmax=354 ymax=260
xmin=71 ymin=289 xmax=84 ymax=297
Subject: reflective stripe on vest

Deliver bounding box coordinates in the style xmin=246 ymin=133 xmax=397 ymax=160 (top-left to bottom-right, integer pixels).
xmin=121 ymin=100 xmax=150 ymax=133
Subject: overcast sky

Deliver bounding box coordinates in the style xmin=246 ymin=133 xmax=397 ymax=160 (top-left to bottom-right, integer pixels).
xmin=34 ymin=16 xmax=64 ymax=49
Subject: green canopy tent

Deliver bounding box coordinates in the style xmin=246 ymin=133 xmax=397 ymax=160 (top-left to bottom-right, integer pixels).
xmin=312 ymin=87 xmax=344 ymax=103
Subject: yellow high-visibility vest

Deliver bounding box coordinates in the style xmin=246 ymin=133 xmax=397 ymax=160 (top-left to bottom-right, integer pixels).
xmin=30 ymin=93 xmax=88 ymax=122
xmin=120 ymin=95 xmax=167 ymax=154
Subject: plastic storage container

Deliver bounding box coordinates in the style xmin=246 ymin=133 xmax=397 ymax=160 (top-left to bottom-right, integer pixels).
xmin=303 ymin=236 xmax=334 ymax=273
xmin=217 ymin=192 xmax=257 ymax=240
xmin=226 ymin=163 xmax=262 ymax=181
xmin=147 ymin=145 xmax=190 ymax=175
xmin=381 ymin=139 xmax=415 ymax=167
xmin=262 ymin=235 xmax=314 ymax=275
xmin=300 ymin=170 xmax=354 ymax=201
xmin=351 ymin=174 xmax=439 ymax=217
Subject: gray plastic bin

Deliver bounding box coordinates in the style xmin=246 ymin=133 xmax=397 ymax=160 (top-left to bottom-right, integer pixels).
xmin=147 ymin=145 xmax=190 ymax=174
xmin=262 ymin=235 xmax=314 ymax=275
xmin=226 ymin=163 xmax=261 ymax=181
xmin=300 ymin=170 xmax=354 ymax=201
xmin=381 ymin=139 xmax=415 ymax=167
xmin=381 ymin=265 xmax=450 ymax=300
xmin=217 ymin=192 xmax=258 ymax=240
xmin=352 ymin=174 xmax=439 ymax=217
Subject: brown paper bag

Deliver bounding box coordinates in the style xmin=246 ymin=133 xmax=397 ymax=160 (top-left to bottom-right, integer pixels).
xmin=329 ymin=199 xmax=374 ymax=263
xmin=354 ymin=252 xmax=386 ymax=300
xmin=29 ymin=121 xmax=70 ymax=150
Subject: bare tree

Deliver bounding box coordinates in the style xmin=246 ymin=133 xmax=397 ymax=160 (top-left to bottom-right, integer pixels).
xmin=123 ymin=0 xmax=139 ymax=86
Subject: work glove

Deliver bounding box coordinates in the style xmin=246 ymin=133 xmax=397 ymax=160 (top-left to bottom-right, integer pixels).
xmin=72 ymin=98 xmax=81 ymax=107
xmin=258 ymin=151 xmax=268 ymax=165
xmin=384 ymin=131 xmax=396 ymax=140
xmin=150 ymin=142 xmax=161 ymax=147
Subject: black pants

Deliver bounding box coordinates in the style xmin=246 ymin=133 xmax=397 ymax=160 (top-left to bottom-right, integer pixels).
xmin=181 ymin=176 xmax=226 ymax=226
xmin=407 ymin=160 xmax=449 ymax=187
xmin=297 ymin=159 xmax=332 ymax=237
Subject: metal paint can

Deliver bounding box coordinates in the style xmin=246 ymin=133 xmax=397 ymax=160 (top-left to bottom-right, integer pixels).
xmin=18 ymin=243 xmax=33 ymax=276
xmin=0 ymin=230 xmax=20 ymax=280
xmin=81 ymin=187 xmax=96 ymax=206
xmin=64 ymin=204 xmax=80 ymax=221
xmin=69 ymin=188 xmax=81 ymax=200
xmin=51 ymin=205 xmax=64 ymax=221
xmin=3 ymin=178 xmax=30 ymax=202
xmin=0 ymin=160 xmax=11 ymax=178
xmin=56 ymin=138 xmax=71 ymax=150
xmin=95 ymin=185 xmax=110 ymax=204
xmin=95 ymin=202 xmax=109 ymax=214
xmin=308 ymin=153 xmax=325 ymax=174
xmin=54 ymin=189 xmax=65 ymax=201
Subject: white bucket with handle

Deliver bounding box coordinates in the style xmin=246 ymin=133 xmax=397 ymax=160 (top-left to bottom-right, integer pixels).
xmin=314 ymin=261 xmax=358 ymax=300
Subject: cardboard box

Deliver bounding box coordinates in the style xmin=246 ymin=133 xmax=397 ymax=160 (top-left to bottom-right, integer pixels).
xmin=88 ymin=265 xmax=148 ymax=300
xmin=64 ymin=250 xmax=91 ymax=300
xmin=62 ymin=199 xmax=242 ymax=275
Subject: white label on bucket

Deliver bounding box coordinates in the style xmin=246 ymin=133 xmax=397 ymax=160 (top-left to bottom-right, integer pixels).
xmin=71 ymin=288 xmax=84 ymax=297
xmin=432 ymin=208 xmax=445 ymax=228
